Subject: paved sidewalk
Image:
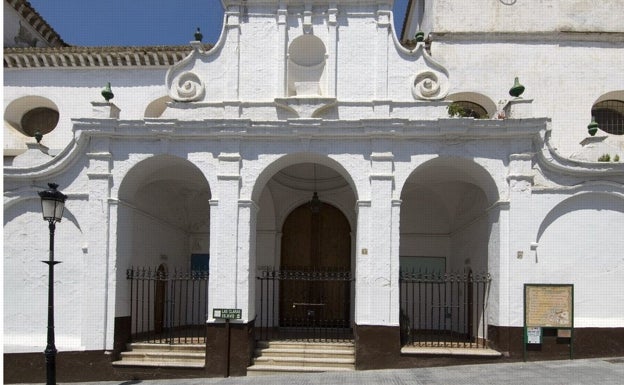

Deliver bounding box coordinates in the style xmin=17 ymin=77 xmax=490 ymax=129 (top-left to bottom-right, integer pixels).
xmin=18 ymin=357 xmax=624 ymax=385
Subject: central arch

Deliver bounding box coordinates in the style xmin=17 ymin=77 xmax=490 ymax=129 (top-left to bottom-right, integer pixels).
xmin=279 ymin=202 xmax=351 ymax=329
xmin=253 ymin=155 xmax=358 ymax=341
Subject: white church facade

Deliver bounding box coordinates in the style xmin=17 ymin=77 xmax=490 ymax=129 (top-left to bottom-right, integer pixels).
xmin=4 ymin=0 xmax=624 ymax=381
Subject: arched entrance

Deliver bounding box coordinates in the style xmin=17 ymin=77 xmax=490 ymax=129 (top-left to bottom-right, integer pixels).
xmin=279 ymin=202 xmax=351 ymax=332
xmin=115 ymin=155 xmax=211 ymax=344
xmin=253 ymin=158 xmax=357 ymax=341
xmin=398 ymin=157 xmax=498 ymax=349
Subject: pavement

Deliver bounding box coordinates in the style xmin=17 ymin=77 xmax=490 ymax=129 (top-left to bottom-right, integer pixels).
xmin=17 ymin=357 xmax=624 ymax=385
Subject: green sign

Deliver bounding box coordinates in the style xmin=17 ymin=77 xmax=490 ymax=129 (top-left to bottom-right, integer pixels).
xmin=213 ymin=308 xmax=242 ymax=319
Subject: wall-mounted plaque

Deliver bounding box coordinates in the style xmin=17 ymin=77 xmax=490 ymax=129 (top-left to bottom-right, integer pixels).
xmin=525 ymin=284 xmax=573 ymax=328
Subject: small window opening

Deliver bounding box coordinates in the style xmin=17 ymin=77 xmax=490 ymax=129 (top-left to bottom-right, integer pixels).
xmin=20 ymin=107 xmax=59 ymax=137
xmin=448 ymin=101 xmax=488 ymax=119
xmin=592 ymin=100 xmax=624 ymax=135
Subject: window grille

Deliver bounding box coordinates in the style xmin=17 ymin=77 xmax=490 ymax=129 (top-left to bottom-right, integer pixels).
xmin=592 ymin=100 xmax=624 ymax=135
xmin=452 ymin=101 xmax=488 ymax=119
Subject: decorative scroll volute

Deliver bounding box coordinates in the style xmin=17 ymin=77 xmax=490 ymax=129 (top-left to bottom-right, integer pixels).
xmin=169 ymin=71 xmax=205 ymax=102
xmin=411 ymin=70 xmax=448 ymax=100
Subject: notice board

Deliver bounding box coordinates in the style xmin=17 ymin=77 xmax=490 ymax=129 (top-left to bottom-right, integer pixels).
xmin=525 ymin=284 xmax=573 ymax=328
xmin=523 ymin=284 xmax=574 ymax=360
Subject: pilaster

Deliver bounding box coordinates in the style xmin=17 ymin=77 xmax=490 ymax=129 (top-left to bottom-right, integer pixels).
xmin=375 ymin=6 xmax=391 ymax=102
xmin=84 ymin=137 xmax=113 ymax=350
xmin=488 ymin=201 xmax=511 ymax=328
xmin=355 ymin=147 xmax=397 ymax=326
xmin=327 ymin=3 xmax=338 ymax=97
xmin=208 ymin=142 xmax=258 ymax=323
xmin=277 ymin=2 xmax=288 ymax=97
xmin=224 ymin=3 xmax=241 ymax=111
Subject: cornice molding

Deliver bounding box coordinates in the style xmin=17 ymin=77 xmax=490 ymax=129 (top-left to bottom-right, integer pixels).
xmin=535 ymin=128 xmax=624 ymax=178
xmin=5 ymin=116 xmax=624 ymax=183
xmin=4 ymin=45 xmax=211 ymax=69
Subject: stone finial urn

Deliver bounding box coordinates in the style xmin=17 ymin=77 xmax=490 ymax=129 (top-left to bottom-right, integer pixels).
xmin=194 ymin=27 xmax=203 ymax=42
xmin=101 ymin=82 xmax=114 ymax=101
xmin=509 ymin=77 xmax=525 ymax=98
xmin=587 ymin=116 xmax=599 ymax=136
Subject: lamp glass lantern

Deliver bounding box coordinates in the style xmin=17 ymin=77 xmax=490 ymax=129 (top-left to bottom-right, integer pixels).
xmin=39 ymin=183 xmax=67 ymax=222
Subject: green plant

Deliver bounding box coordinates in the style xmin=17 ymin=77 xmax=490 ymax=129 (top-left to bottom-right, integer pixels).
xmin=614 ymin=155 xmax=620 ymax=162
xmin=447 ymin=102 xmax=467 ymax=117
xmin=598 ymin=154 xmax=611 ymax=162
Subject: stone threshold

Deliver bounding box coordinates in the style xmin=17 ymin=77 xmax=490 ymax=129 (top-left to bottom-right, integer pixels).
xmin=401 ymin=346 xmax=502 ymax=357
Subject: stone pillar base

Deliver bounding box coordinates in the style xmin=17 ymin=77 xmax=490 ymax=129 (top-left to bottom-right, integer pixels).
xmin=205 ymin=321 xmax=254 ymax=377
xmin=354 ymin=324 xmax=400 ymax=370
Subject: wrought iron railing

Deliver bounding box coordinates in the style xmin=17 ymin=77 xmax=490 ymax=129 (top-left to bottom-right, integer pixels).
xmin=256 ymin=268 xmax=353 ymax=342
xmin=127 ymin=266 xmax=209 ymax=344
xmin=399 ymin=270 xmax=491 ymax=348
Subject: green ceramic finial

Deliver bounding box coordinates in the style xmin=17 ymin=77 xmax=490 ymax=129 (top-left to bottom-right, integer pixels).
xmin=509 ymin=77 xmax=525 ymax=98
xmin=587 ymin=116 xmax=599 ymax=136
xmin=101 ymin=82 xmax=114 ymax=102
xmin=415 ymin=31 xmax=425 ymax=42
xmin=194 ymin=27 xmax=203 ymax=42
xmin=34 ymin=130 xmax=43 ymax=143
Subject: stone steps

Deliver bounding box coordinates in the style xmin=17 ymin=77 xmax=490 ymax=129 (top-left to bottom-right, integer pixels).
xmin=247 ymin=340 xmax=355 ymax=376
xmin=112 ymin=342 xmax=205 ymax=368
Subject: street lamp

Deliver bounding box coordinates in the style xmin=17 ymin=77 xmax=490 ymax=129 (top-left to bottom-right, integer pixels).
xmin=38 ymin=183 xmax=67 ymax=385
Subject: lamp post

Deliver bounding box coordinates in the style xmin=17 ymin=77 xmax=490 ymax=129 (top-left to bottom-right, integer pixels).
xmin=38 ymin=183 xmax=68 ymax=385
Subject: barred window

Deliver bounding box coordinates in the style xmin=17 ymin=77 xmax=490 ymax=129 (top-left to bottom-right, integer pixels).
xmin=449 ymin=101 xmax=488 ymax=119
xmin=20 ymin=107 xmax=59 ymax=137
xmin=592 ymin=100 xmax=624 ymax=135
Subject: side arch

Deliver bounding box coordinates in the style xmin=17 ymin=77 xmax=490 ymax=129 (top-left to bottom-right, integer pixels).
xmin=397 ymin=156 xmax=501 ymax=206
xmin=536 ymin=192 xmax=624 ymax=244
xmin=533 ymin=192 xmax=624 ymax=327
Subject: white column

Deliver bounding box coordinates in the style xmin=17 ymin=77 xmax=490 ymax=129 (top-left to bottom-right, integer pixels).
xmin=207 ymin=149 xmax=242 ymax=321
xmin=277 ymin=2 xmax=288 ymax=97
xmin=389 ymin=198 xmax=402 ymax=326
xmin=84 ymin=139 xmax=113 ymax=350
xmin=354 ymin=200 xmax=371 ymax=324
xmin=355 ymin=148 xmax=397 ymax=326
xmin=487 ymin=202 xmax=510 ymax=328
xmin=374 ymin=6 xmax=390 ymax=103
xmin=237 ymin=199 xmax=259 ymax=321
xmin=223 ymin=3 xmax=241 ymax=117
xmin=327 ymin=3 xmax=338 ymax=97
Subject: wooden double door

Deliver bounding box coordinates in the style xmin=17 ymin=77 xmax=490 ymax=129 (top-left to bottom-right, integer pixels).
xmin=279 ymin=202 xmax=352 ymax=328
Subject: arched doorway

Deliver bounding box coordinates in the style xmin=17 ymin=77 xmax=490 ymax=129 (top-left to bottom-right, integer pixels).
xmin=253 ymin=158 xmax=358 ymax=341
xmin=279 ymin=202 xmax=351 ymax=331
xmin=398 ymin=157 xmax=498 ymax=349
xmin=116 ymin=155 xmax=211 ymax=344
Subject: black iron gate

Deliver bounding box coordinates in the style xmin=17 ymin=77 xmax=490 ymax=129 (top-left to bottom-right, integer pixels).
xmin=127 ymin=266 xmax=209 ymax=343
xmin=256 ymin=268 xmax=353 ymax=341
xmin=400 ymin=270 xmax=491 ymax=348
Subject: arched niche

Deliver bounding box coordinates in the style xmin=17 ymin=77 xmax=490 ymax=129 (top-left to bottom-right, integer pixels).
xmin=534 ymin=193 xmax=624 ymax=327
xmin=399 ymin=156 xmax=500 ymax=272
xmin=287 ymin=35 xmax=327 ymax=97
xmin=115 ymin=155 xmax=212 ymax=318
xmin=4 ymin=95 xmax=60 ymax=137
xmin=447 ymin=92 xmax=497 ymax=119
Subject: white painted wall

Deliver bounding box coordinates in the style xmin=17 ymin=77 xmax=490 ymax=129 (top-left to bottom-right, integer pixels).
xmin=4 ymin=0 xmax=624 ymax=355
xmin=4 ymin=199 xmax=86 ymax=352
xmin=425 ymin=0 xmax=624 ymax=34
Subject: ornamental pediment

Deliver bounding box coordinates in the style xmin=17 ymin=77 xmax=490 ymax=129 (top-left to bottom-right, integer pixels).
xmin=164 ymin=1 xmax=449 ymax=119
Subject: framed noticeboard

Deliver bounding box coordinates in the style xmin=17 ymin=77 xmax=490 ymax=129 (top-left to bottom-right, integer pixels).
xmin=523 ymin=284 xmax=574 ymax=361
